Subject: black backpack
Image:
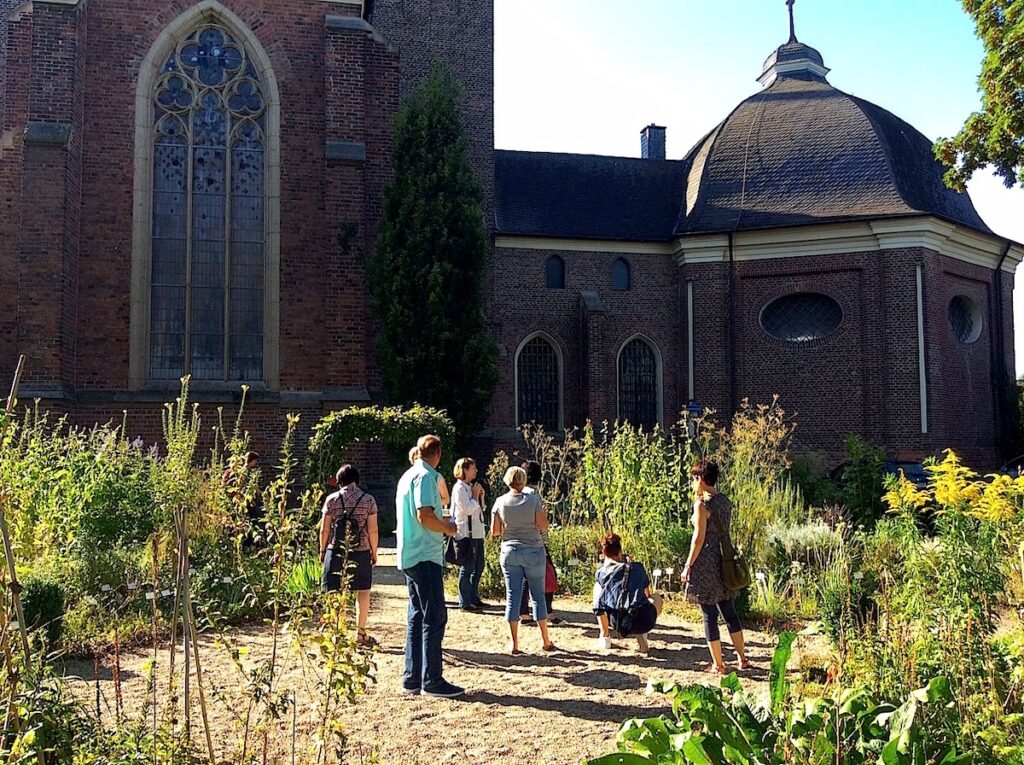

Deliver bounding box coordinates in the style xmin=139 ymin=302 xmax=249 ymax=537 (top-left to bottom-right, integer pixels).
xmin=601 ymin=560 xmax=646 ymax=638
xmin=331 ymin=492 xmax=366 ymax=554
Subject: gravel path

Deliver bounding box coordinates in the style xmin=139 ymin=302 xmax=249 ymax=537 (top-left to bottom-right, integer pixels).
xmin=64 ymin=543 xmax=774 ymax=765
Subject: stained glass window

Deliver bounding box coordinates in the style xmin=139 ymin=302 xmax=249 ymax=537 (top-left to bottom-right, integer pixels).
xmin=545 ymin=255 xmax=565 ymax=289
xmin=150 ymin=26 xmax=266 ymax=381
xmin=517 ymin=336 xmax=560 ymax=431
xmin=619 ymin=338 xmax=659 ymax=429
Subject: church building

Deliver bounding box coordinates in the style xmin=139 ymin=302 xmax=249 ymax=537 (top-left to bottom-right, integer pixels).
xmin=1 ymin=0 xmax=1019 ymax=467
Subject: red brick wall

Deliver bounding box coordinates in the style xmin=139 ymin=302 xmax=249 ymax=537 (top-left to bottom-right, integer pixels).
xmin=486 ymin=246 xmax=683 ymax=437
xmin=488 ymin=244 xmax=1010 ymax=468
xmin=0 ymin=0 xmax=492 ymax=480
xmin=369 ymin=0 xmax=494 ymax=223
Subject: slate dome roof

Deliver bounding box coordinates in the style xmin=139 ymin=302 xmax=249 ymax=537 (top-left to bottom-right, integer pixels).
xmin=677 ymin=40 xmax=992 ymax=236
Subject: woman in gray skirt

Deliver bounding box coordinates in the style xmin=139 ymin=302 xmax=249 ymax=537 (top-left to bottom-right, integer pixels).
xmin=681 ymin=459 xmax=750 ymax=675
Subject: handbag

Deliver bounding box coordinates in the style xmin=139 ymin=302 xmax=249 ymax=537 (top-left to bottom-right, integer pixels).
xmin=707 ymin=501 xmax=752 ymax=591
xmin=444 ymin=502 xmax=476 ymax=567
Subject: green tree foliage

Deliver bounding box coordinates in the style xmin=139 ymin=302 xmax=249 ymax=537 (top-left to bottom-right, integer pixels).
xmin=935 ymin=0 xmax=1024 ymax=190
xmin=367 ymin=59 xmax=498 ymax=437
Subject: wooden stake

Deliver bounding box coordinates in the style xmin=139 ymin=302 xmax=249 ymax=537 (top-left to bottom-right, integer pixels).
xmin=184 ymin=592 xmax=216 ymax=765
xmin=1 ymin=355 xmax=31 ymax=667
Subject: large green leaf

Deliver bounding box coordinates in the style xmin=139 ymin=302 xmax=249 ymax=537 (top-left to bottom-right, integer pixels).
xmin=769 ymin=632 xmax=797 ymax=715
xmin=682 ymin=735 xmax=725 ymax=765
xmin=586 ymin=754 xmax=655 ymax=765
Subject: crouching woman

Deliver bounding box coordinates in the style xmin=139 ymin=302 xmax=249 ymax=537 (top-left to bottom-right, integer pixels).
xmin=593 ymin=533 xmax=663 ymax=654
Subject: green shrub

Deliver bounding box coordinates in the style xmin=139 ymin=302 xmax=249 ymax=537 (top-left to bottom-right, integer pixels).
xmin=767 ymin=520 xmax=842 ymax=574
xmin=787 ymin=455 xmax=839 ymax=507
xmin=840 ymin=435 xmax=886 ymax=528
xmin=20 ymin=570 xmax=65 ymax=647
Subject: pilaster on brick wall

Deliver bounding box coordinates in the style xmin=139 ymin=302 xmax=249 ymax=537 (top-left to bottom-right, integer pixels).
xmin=322 ymin=16 xmax=399 ymax=394
xmin=16 ymin=0 xmax=85 ymax=390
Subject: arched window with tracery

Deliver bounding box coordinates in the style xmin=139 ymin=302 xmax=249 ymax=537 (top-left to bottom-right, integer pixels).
xmin=516 ymin=335 xmax=561 ymax=431
xmin=149 ymin=25 xmax=267 ymax=381
xmin=618 ymin=337 xmax=660 ymax=429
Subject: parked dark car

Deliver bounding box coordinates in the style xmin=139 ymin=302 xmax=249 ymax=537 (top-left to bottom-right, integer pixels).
xmin=999 ymin=455 xmax=1024 ymax=478
xmin=828 ymin=460 xmax=930 ymax=491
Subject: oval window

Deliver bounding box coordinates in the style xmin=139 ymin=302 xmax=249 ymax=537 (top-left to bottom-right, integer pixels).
xmin=760 ymin=293 xmax=842 ymax=342
xmin=948 ymin=295 xmax=982 ymax=344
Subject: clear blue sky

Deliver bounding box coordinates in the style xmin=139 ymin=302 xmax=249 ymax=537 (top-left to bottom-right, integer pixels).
xmin=494 ymin=0 xmax=1024 ymax=376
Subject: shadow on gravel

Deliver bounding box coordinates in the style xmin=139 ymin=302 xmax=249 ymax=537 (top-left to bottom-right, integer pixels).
xmin=565 ymin=668 xmax=643 ymax=690
xmin=463 ymin=689 xmax=670 ymax=723
xmin=445 ymin=647 xmax=586 ymax=671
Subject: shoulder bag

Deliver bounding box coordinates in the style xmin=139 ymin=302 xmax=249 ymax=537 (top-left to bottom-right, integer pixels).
xmin=707 ymin=502 xmax=752 ymax=591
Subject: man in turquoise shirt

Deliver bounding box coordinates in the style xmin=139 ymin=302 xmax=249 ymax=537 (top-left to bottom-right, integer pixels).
xmin=396 ymin=434 xmax=462 ymax=698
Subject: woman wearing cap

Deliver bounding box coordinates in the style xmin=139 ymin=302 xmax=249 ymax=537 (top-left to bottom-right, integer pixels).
xmin=491 ymin=466 xmax=555 ymax=654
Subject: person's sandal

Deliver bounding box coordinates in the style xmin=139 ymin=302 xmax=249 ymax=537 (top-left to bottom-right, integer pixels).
xmin=737 ymin=657 xmax=751 ymax=671
xmin=542 ymin=643 xmax=557 ymax=652
xmin=705 ymin=662 xmax=728 ymax=676
xmin=357 ymin=632 xmax=379 ymax=649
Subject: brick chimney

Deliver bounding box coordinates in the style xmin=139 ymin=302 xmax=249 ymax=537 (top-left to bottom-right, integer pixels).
xmin=641 ymin=124 xmax=666 ymax=160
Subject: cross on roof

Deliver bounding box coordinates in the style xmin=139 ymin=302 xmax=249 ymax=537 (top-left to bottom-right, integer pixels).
xmin=787 ymin=0 xmax=798 ymax=43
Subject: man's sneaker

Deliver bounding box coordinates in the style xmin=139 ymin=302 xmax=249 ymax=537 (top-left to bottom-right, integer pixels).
xmin=399 ymin=683 xmax=421 ymax=695
xmin=473 ymin=600 xmax=490 ymax=608
xmin=459 ymin=603 xmax=482 ymax=612
xmin=421 ymin=680 xmax=465 ymax=699
xmin=597 ymin=636 xmax=615 ymax=650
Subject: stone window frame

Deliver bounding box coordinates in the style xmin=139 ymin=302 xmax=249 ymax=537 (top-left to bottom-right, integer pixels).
xmin=615 ymin=334 xmax=663 ymax=429
xmin=513 ymin=331 xmax=564 ymax=432
xmin=757 ymin=291 xmax=844 ymax=345
xmin=129 ymin=0 xmax=281 ymax=390
xmin=947 ymin=294 xmax=983 ymax=345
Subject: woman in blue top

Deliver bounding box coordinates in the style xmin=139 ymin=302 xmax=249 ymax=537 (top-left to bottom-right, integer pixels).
xmin=491 ymin=466 xmax=556 ymax=655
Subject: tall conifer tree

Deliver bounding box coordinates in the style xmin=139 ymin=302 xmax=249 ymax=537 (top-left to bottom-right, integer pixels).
xmin=367 ymin=60 xmax=498 ymax=438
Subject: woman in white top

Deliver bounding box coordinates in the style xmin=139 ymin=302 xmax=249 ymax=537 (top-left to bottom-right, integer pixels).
xmin=452 ymin=457 xmax=487 ymax=610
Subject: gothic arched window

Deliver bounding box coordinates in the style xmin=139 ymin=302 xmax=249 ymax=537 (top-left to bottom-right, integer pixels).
xmin=149 ymin=25 xmax=267 ymax=381
xmin=545 ymin=255 xmax=565 ymax=289
xmin=516 ymin=335 xmax=561 ymax=431
xmin=611 ymin=257 xmax=631 ymax=291
xmin=618 ymin=337 xmax=660 ymax=429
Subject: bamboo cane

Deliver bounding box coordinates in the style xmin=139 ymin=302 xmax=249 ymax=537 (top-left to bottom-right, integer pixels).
xmin=178 ymin=508 xmax=192 ymax=746
xmin=1 ymin=355 xmax=31 ymax=667
xmin=182 ymin=541 xmax=216 ymax=764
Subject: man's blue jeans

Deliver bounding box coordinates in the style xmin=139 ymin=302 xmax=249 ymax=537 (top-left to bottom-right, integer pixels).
xmin=402 ymin=560 xmax=448 ymax=690
xmin=457 ymin=538 xmax=485 ymax=607
xmin=500 ymin=543 xmax=548 ymax=622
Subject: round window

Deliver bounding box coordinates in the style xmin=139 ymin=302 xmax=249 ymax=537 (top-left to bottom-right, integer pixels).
xmin=948 ymin=295 xmax=982 ymax=344
xmin=760 ymin=293 xmax=843 ymax=343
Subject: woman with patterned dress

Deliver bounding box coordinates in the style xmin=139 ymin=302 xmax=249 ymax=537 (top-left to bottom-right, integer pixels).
xmin=682 ymin=459 xmax=750 ymax=675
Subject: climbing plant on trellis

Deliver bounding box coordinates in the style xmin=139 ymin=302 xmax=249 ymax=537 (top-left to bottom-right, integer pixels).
xmin=305 ymin=405 xmax=456 ymax=486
